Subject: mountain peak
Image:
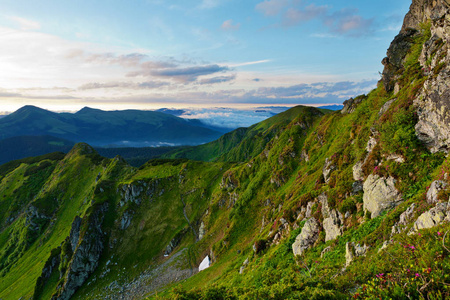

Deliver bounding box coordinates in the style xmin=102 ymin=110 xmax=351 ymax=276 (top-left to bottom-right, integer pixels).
xmin=76 ymin=106 xmax=103 ymax=114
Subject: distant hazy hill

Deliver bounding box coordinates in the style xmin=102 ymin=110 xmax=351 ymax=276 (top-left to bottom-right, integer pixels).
xmin=0 ymin=135 xmax=74 ymax=165
xmin=0 ymin=106 xmax=222 ymax=146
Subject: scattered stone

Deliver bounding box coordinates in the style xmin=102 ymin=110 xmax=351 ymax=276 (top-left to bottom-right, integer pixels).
xmin=198 ymin=222 xmax=205 ymax=241
xmin=352 ymin=161 xmax=364 ymax=181
xmin=301 ymin=149 xmax=310 ymax=162
xmin=386 ymin=154 xmax=405 ymax=163
xmin=322 ymin=158 xmax=336 ymax=183
xmin=363 ymin=175 xmax=402 ymax=218
xmin=292 ymin=217 xmax=320 ymax=256
xmin=352 ymin=181 xmax=364 ymax=195
xmin=378 ymin=241 xmax=390 ymax=253
xmin=366 ymin=137 xmax=377 ymax=153
xmin=321 ymin=246 xmax=331 ymax=258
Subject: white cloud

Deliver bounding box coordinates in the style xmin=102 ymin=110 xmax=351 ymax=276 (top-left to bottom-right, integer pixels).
xmin=7 ymin=16 xmax=41 ymax=31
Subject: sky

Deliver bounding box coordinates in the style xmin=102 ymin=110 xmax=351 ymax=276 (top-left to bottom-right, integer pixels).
xmin=0 ymin=0 xmax=411 ymax=113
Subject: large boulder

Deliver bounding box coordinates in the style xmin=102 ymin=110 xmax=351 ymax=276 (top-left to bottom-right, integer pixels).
xmin=412 ymin=202 xmax=449 ymax=231
xmin=292 ymin=218 xmax=320 ymax=256
xmin=363 ymin=175 xmax=402 ymax=218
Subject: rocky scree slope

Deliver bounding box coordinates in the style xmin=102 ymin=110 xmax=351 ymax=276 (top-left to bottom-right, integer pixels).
xmin=1 ymin=0 xmax=450 ymax=299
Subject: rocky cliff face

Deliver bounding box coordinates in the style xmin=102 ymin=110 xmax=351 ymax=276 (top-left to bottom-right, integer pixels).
xmin=48 ymin=204 xmax=108 ymax=300
xmin=382 ymin=0 xmax=450 ymax=152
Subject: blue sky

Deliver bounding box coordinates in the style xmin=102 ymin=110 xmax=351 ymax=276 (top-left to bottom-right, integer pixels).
xmin=0 ymin=0 xmax=410 ymax=112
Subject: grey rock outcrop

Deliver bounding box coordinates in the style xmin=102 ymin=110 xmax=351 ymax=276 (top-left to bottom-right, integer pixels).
xmin=292 ymin=217 xmax=320 ymax=256
xmin=411 ymin=1 xmax=450 ymax=153
xmin=164 ymin=231 xmax=184 ymax=256
xmin=392 ymin=203 xmax=416 ymax=234
xmin=319 ymin=193 xmax=344 ymax=241
xmin=341 ymin=97 xmax=364 ymax=114
xmin=121 ymin=210 xmax=134 ymax=230
xmin=305 ymin=201 xmax=315 ymax=218
xmin=426 ymin=180 xmax=448 ymax=203
xmin=378 ymin=99 xmax=396 ymax=117
xmin=56 ymin=203 xmax=108 ymax=300
xmin=363 ymin=175 xmax=402 ymax=218
xmin=323 ymin=209 xmax=344 ymax=242
xmin=69 ymin=216 xmax=82 ymax=252
xmin=120 ymin=184 xmax=144 ymax=206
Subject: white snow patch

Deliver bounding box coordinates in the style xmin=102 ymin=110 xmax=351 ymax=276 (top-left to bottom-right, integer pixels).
xmin=199 ymin=255 xmax=210 ymax=271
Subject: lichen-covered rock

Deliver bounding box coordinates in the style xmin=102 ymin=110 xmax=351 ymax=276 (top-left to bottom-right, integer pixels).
xmin=427 ymin=180 xmax=448 ymax=203
xmin=292 ymin=217 xmax=320 ymax=256
xmin=363 ymin=175 xmax=402 ymax=218
xmin=412 ymin=202 xmax=448 ymax=231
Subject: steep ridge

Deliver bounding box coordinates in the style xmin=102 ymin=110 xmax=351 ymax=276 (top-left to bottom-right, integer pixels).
xmin=164 ymin=105 xmax=326 ymax=162
xmin=1 ymin=0 xmax=450 ymax=299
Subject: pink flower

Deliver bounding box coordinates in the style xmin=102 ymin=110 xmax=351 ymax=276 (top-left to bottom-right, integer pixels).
xmin=438 ymin=231 xmax=442 ymax=236
xmin=415 ymin=273 xmax=420 ymax=277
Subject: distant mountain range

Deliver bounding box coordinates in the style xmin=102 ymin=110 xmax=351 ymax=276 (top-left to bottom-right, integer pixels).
xmin=0 ymin=105 xmax=222 ymax=147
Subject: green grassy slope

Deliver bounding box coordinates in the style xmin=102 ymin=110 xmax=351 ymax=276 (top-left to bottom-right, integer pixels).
xmin=1 ymin=4 xmax=450 ymax=299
